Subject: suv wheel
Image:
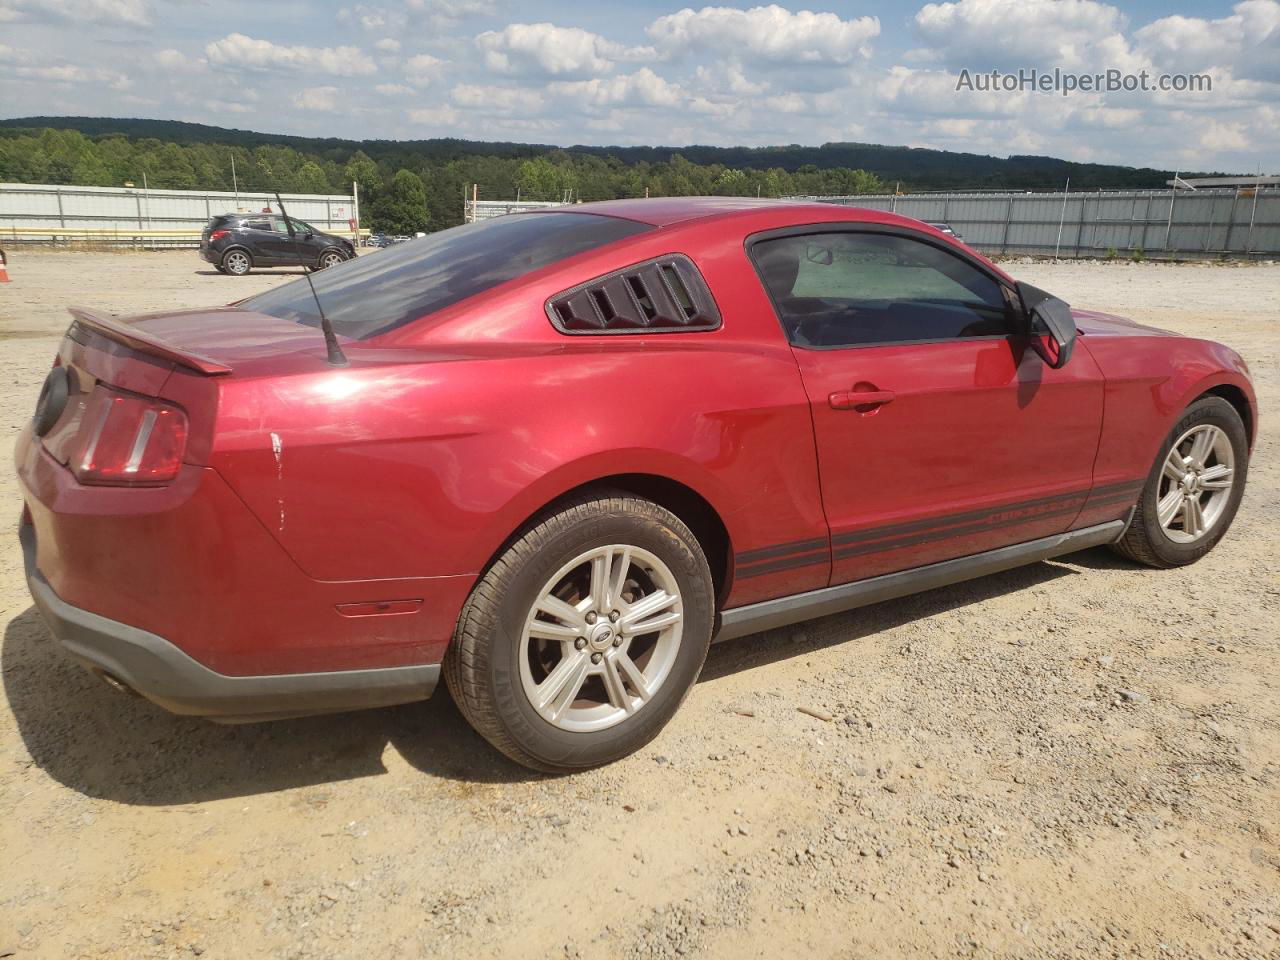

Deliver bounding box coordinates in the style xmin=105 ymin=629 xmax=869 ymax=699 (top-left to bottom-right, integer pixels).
xmin=444 ymin=493 xmax=714 ymax=772
xmin=221 ymin=249 xmax=252 ymax=276
xmin=1112 ymin=396 xmax=1248 ymax=568
xmin=318 ymin=250 xmax=345 ymax=270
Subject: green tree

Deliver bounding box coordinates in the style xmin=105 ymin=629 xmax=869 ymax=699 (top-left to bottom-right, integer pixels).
xmin=343 ymin=150 xmax=382 ymax=195
xmin=295 ymin=160 xmax=331 ymax=194
xmin=371 ymin=169 xmax=428 ymax=233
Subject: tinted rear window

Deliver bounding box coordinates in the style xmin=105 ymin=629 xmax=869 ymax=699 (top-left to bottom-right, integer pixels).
xmin=240 ymin=212 xmax=654 ymax=340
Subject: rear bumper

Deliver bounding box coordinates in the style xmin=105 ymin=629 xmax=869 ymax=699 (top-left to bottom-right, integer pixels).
xmin=20 ymin=521 xmax=438 ymax=721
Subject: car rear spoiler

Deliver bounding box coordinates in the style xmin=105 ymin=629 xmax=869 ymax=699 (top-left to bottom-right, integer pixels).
xmin=67 ymin=306 xmax=233 ymax=376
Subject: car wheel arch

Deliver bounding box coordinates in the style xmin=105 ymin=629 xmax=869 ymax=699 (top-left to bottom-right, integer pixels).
xmin=478 ymin=472 xmax=734 ymax=611
xmin=1199 ymin=384 xmax=1254 ymax=449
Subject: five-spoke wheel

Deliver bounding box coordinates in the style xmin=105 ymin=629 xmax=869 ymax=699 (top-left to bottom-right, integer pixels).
xmin=521 ymin=544 xmax=684 ymax=732
xmin=1155 ymin=423 xmax=1236 ymax=543
xmin=444 ymin=493 xmax=713 ymax=772
xmin=1114 ymin=395 xmax=1248 ymax=568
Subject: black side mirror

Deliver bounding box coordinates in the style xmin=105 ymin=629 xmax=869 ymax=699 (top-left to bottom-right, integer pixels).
xmin=1016 ymin=281 xmax=1077 ymax=369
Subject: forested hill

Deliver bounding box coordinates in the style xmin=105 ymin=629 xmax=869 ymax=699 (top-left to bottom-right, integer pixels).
xmin=0 ymin=116 xmax=1204 ymax=233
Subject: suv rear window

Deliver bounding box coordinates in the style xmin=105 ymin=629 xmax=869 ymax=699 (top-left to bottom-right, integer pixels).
xmin=240 ymin=213 xmax=654 ymax=340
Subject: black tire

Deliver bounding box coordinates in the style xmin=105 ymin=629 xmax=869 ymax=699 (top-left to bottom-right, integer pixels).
xmin=317 ymin=249 xmax=345 ymax=270
xmin=220 ymin=248 xmax=252 ymax=276
xmin=444 ymin=493 xmax=714 ymax=773
xmin=1112 ymin=396 xmax=1248 ymax=568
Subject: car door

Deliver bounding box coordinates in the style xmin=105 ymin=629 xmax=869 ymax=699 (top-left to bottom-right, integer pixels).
xmin=239 ymin=217 xmax=281 ymax=263
xmin=264 ymin=216 xmax=310 ymax=265
xmin=749 ymin=227 xmax=1106 ymax=587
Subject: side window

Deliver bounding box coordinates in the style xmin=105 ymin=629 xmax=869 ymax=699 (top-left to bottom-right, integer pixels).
xmin=272 ymin=218 xmax=292 ymax=235
xmin=243 ymin=219 xmax=272 ymax=232
xmin=751 ymin=232 xmax=1015 ymax=348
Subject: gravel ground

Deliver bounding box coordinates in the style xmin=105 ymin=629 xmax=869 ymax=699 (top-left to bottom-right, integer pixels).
xmin=1 ymin=251 xmax=1278 ymax=960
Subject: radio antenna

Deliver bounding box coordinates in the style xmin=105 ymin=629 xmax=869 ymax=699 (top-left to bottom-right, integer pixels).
xmin=274 ymin=192 xmax=347 ymax=367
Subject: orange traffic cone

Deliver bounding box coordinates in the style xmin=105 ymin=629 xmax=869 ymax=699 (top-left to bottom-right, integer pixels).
xmin=0 ymin=249 xmax=9 ymax=283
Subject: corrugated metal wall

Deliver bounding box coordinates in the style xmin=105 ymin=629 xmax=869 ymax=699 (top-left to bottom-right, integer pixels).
xmin=0 ymin=182 xmax=358 ymax=245
xmin=801 ymin=188 xmax=1280 ymax=258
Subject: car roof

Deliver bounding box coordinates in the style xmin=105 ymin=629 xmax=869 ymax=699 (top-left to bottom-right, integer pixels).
xmin=551 ymin=196 xmax=880 ymax=228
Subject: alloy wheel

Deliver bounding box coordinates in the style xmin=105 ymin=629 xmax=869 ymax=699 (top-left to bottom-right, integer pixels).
xmin=1156 ymin=423 xmax=1236 ymax=543
xmin=320 ymin=252 xmax=343 ymax=269
xmin=224 ymin=251 xmax=249 ymax=275
xmin=519 ymin=544 xmax=683 ymax=733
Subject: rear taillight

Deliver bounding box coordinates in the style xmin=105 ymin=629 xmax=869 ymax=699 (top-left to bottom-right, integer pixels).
xmin=71 ymin=385 xmax=188 ymax=485
xmin=209 ymin=229 xmax=229 ymax=242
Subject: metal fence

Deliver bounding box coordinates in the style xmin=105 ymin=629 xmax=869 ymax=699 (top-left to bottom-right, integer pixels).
xmin=801 ymin=187 xmax=1280 ymax=259
xmin=0 ymin=182 xmax=362 ymax=246
xmin=465 ymin=198 xmax=566 ymax=222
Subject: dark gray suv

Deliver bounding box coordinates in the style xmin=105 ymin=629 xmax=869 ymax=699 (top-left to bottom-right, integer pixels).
xmin=200 ymin=213 xmax=356 ymax=276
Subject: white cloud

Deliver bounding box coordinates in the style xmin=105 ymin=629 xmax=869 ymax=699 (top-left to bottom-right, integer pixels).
xmin=408 ymin=105 xmax=460 ymax=126
xmin=374 ymin=38 xmax=401 ymax=53
xmin=374 ymin=82 xmax=413 ymax=96
xmin=340 ymin=4 xmax=386 ymax=30
xmin=153 ymin=48 xmax=206 ymax=73
xmin=404 ymin=53 xmax=446 ymax=87
xmin=0 ymin=0 xmax=150 ymax=26
xmin=293 ymin=86 xmax=340 ymax=111
xmin=204 ymin=98 xmax=254 ymax=115
xmin=551 ymin=68 xmax=684 ymax=108
xmin=205 ymin=33 xmax=377 ymax=77
xmin=648 ymin=4 xmax=880 ymax=64
xmin=451 ymin=83 xmax=545 ymax=113
xmin=476 ymin=22 xmax=651 ymax=78
xmin=408 ymin=0 xmax=496 ymax=24
xmin=1136 ymin=0 xmax=1280 ymax=83
xmin=914 ymin=0 xmax=1135 ymax=70
xmin=1197 ymin=119 xmax=1250 ymax=152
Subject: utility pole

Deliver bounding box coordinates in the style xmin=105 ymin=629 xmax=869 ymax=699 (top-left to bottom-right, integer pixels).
xmin=352 ymin=180 xmax=360 ymax=244
xmin=231 ymin=155 xmax=240 ymax=210
xmin=143 ymin=171 xmax=153 ymax=251
xmin=1054 ymin=177 xmax=1070 ymax=260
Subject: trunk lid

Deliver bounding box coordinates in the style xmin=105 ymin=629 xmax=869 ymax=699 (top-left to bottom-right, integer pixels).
xmin=70 ymin=305 xmax=348 ymax=376
xmin=38 ymin=305 xmax=345 ymax=471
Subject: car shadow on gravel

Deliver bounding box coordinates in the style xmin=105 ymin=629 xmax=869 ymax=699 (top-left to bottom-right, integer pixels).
xmin=4 ymin=549 xmax=1119 ymax=804
xmin=3 ymin=607 xmax=541 ymax=804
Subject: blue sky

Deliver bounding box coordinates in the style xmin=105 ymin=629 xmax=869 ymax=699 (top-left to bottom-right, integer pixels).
xmin=2 ymin=0 xmax=1277 ymax=172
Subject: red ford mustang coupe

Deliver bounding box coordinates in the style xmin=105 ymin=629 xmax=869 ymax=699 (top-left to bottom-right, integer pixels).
xmin=16 ymin=198 xmax=1256 ymax=771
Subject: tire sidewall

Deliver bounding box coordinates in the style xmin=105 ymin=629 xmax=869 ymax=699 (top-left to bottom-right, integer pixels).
xmin=1137 ymin=397 xmax=1248 ymax=564
xmin=319 ymin=250 xmax=343 ymax=269
xmin=487 ymin=506 xmax=713 ymax=769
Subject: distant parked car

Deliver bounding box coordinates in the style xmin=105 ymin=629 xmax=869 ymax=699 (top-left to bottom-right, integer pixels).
xmin=200 ymin=213 xmax=355 ymax=276
xmin=925 ymin=221 xmax=967 ymax=244
xmin=366 ymin=234 xmax=390 ymax=248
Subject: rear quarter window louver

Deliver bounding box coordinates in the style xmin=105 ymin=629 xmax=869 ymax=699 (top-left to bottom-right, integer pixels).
xmin=547 ymin=254 xmax=722 ymax=335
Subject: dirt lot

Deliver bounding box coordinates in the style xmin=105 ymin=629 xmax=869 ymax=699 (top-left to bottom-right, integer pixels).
xmin=1 ymin=251 xmax=1278 ymax=960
